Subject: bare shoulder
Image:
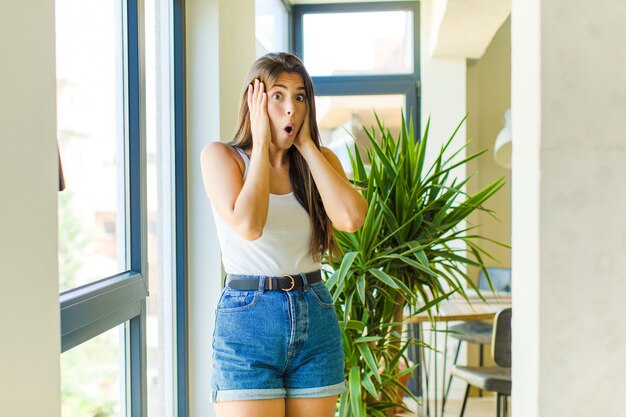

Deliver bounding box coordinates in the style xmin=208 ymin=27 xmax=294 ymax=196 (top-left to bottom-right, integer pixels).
xmin=320 ymin=146 xmax=348 ymax=178
xmin=320 ymin=146 xmax=340 ymax=161
xmin=200 ymin=141 xmax=248 ymax=206
xmin=201 ymin=141 xmax=245 ymax=176
xmin=201 ymin=141 xmax=235 ymax=160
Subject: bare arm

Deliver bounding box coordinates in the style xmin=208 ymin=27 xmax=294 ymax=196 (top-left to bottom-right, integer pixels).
xmin=296 ymin=142 xmax=367 ymax=232
xmin=200 ymin=80 xmax=272 ymax=240
xmin=200 ymin=142 xmax=270 ymax=240
xmin=292 ymin=104 xmax=367 ymax=232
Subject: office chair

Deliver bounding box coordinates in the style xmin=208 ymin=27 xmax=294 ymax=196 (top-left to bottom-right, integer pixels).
xmin=442 ymin=267 xmax=511 ymax=410
xmin=451 ymin=307 xmax=512 ymax=417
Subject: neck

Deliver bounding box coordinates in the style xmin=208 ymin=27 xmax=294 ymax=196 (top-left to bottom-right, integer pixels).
xmin=268 ymin=144 xmax=290 ymax=169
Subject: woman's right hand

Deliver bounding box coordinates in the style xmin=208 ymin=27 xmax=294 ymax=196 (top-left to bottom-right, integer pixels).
xmin=247 ymin=79 xmax=271 ymax=148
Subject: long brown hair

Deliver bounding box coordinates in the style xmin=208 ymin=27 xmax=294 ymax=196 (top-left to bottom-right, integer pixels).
xmin=230 ymin=52 xmax=337 ymax=261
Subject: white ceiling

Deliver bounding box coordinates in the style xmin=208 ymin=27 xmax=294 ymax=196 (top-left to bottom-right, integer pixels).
xmin=430 ymin=0 xmax=511 ymax=58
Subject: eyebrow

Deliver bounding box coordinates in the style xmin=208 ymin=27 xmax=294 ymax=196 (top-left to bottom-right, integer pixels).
xmin=272 ymin=83 xmax=306 ymax=91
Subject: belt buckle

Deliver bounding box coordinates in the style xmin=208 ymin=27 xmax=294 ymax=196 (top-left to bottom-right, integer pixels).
xmin=281 ymin=275 xmax=296 ymax=291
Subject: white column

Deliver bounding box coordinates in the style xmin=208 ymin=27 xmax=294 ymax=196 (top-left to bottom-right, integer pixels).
xmin=186 ymin=1 xmax=255 ymax=416
xmin=512 ymin=1 xmax=626 ymax=416
xmin=420 ymin=0 xmax=468 ymax=401
xmin=0 ymin=1 xmax=61 ymax=416
xmin=421 ymin=0 xmax=467 ymax=154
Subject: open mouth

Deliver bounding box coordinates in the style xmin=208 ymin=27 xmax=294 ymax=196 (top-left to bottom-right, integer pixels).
xmin=284 ymin=125 xmax=294 ymax=134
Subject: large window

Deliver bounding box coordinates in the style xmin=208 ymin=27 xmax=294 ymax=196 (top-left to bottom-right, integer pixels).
xmin=256 ymin=0 xmax=289 ymax=57
xmin=293 ymin=1 xmax=420 ymax=173
xmin=56 ymin=0 xmax=187 ymax=415
xmin=302 ymin=10 xmax=413 ymax=76
xmin=56 ymin=0 xmax=126 ymax=293
xmin=61 ymin=325 xmax=125 ymax=417
xmin=316 ymin=94 xmax=406 ymax=175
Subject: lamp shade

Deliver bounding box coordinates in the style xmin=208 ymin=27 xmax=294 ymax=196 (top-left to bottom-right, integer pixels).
xmin=494 ymin=108 xmax=512 ymax=169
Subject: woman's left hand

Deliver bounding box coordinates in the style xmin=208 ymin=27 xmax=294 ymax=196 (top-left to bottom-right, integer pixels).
xmin=294 ymin=106 xmax=313 ymax=151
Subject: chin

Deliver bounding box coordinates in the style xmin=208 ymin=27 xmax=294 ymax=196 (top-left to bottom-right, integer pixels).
xmin=272 ymin=137 xmax=295 ymax=150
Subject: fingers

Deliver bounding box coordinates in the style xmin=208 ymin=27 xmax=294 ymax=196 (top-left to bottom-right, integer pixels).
xmin=247 ymin=82 xmax=252 ymax=109
xmin=298 ymin=103 xmax=311 ymax=137
xmin=247 ymin=79 xmax=270 ymax=147
xmin=258 ymin=81 xmax=267 ymax=110
xmin=248 ymin=79 xmax=267 ymax=119
xmin=248 ymin=79 xmax=266 ymax=113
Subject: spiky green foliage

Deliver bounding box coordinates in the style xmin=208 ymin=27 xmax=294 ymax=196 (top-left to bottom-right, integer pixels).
xmin=325 ymin=114 xmax=506 ymax=417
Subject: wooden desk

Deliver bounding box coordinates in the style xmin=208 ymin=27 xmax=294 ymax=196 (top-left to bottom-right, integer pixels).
xmin=405 ymin=294 xmax=511 ymax=417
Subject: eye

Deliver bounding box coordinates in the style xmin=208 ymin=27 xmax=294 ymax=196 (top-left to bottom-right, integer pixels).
xmin=272 ymin=92 xmax=282 ymax=100
xmin=296 ymin=94 xmax=306 ymax=102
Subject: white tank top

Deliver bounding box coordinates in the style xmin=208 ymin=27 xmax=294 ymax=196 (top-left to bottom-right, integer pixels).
xmin=211 ymin=147 xmax=321 ymax=276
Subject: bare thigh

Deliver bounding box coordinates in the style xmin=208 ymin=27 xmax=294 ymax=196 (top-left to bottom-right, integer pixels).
xmin=214 ymin=398 xmax=285 ymax=417
xmin=285 ymin=396 xmax=338 ymax=417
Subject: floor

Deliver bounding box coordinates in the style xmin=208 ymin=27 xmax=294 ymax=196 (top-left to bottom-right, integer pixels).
xmin=398 ymin=395 xmax=511 ymax=417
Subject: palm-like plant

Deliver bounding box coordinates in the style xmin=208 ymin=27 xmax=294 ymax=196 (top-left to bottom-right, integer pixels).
xmin=324 ymin=114 xmax=506 ymax=417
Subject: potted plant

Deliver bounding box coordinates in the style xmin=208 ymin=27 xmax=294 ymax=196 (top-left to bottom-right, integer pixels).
xmin=324 ymin=113 xmax=506 ymax=417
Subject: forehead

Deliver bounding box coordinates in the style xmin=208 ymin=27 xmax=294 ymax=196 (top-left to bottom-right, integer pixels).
xmin=271 ymin=72 xmax=305 ymax=89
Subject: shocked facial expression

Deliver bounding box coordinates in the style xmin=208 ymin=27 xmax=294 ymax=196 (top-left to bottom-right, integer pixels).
xmin=266 ymin=72 xmax=307 ymax=149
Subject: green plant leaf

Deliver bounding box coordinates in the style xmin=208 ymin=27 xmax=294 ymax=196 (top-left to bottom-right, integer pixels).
xmin=369 ymin=268 xmax=400 ymax=289
xmin=338 ymin=389 xmax=349 ymax=417
xmin=337 ymin=252 xmax=358 ymax=283
xmin=368 ymin=131 xmax=397 ymax=179
xmin=344 ymin=320 xmax=365 ymax=333
xmin=356 ymin=274 xmax=366 ymax=305
xmin=382 ymin=254 xmax=438 ymax=278
xmin=361 ymin=371 xmax=380 ymax=399
xmin=354 ymin=336 xmax=382 ymax=343
xmin=348 ymin=366 xmax=363 ymax=417
xmin=326 ymin=269 xmax=340 ymax=290
xmin=356 ymin=343 xmax=382 ymax=383
xmin=343 ymin=291 xmax=354 ymax=324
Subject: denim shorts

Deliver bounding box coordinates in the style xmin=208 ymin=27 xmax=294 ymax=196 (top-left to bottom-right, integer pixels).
xmin=210 ymin=276 xmax=346 ymax=402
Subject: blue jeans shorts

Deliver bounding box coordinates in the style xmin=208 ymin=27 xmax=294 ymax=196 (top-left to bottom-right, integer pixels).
xmin=210 ymin=274 xmax=346 ymax=402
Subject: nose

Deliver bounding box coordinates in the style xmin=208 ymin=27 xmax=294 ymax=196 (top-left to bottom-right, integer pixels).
xmin=285 ymin=99 xmax=295 ymax=116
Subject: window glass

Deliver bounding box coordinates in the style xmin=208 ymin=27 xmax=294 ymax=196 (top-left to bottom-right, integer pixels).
xmin=145 ymin=0 xmax=176 ymax=415
xmin=256 ymin=0 xmax=288 ymax=57
xmin=56 ymin=0 xmax=126 ymax=292
xmin=316 ymin=94 xmax=406 ymax=175
xmin=303 ymin=11 xmax=413 ymax=76
xmin=61 ymin=325 xmax=125 ymax=417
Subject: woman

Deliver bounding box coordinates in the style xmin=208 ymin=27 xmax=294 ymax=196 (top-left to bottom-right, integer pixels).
xmin=201 ymin=52 xmax=368 ymax=417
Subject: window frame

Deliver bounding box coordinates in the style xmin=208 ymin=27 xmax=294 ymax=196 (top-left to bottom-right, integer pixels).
xmin=292 ymin=1 xmax=421 ymax=135
xmin=173 ymin=0 xmax=189 ymax=415
xmin=58 ymin=0 xmax=189 ymax=415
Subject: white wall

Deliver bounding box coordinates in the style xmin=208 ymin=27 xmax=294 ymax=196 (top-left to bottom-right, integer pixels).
xmin=420 ymin=0 xmax=467 ymax=163
xmin=186 ymin=0 xmax=255 ymax=416
xmin=465 ymin=18 xmax=511 ymax=375
xmin=510 ymin=0 xmax=540 ymax=414
xmin=512 ymin=1 xmax=626 ymax=416
xmin=466 ymin=18 xmax=511 ymax=273
xmin=419 ymin=0 xmax=468 ymax=401
xmin=0 ymin=1 xmax=61 ymax=416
